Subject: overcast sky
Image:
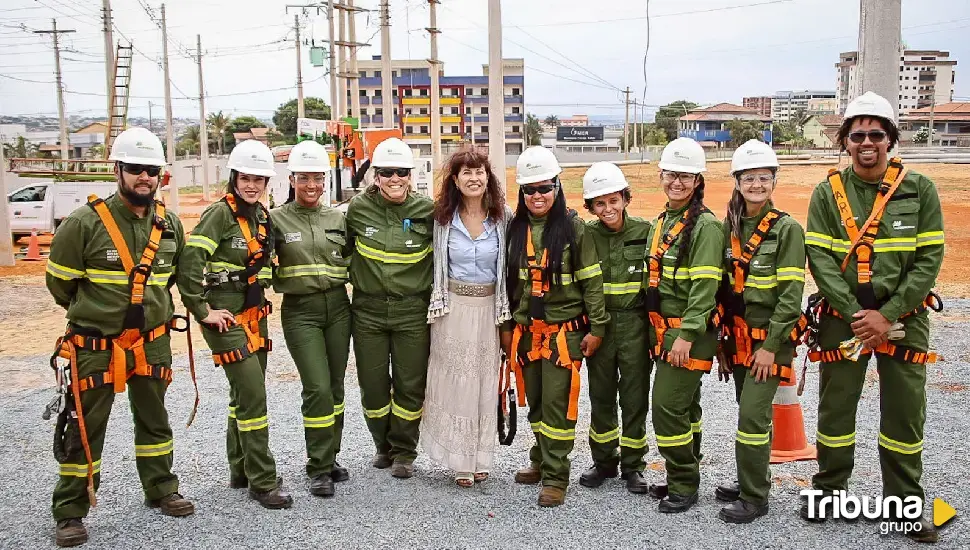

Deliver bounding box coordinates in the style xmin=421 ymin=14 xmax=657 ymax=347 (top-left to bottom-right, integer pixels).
xmin=1 ymin=0 xmax=968 ymax=121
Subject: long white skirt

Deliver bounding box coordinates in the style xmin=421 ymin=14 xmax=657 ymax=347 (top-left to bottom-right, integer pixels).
xmin=420 ymin=290 xmax=500 ymax=473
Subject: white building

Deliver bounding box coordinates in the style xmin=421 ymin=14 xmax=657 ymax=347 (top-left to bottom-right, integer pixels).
xmin=836 ymin=49 xmax=957 ymax=115
xmin=771 ymin=91 xmax=837 ymax=123
xmin=0 ymin=124 xmax=27 ymax=144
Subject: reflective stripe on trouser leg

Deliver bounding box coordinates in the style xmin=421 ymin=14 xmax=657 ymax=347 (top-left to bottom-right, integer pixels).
xmin=735 ymin=366 xmax=780 ymax=505
xmin=385 ymin=299 xmax=430 ymax=463
xmin=521 ymin=332 xmax=544 ymax=468
xmin=652 ymin=359 xmax=705 ymax=496
xmin=876 ymin=354 xmax=926 ymax=501
xmin=223 ymin=351 xmax=278 ymax=492
xmin=536 ymin=330 xmax=583 ymax=490
xmin=812 ymin=355 xmax=866 ymax=492
xmin=323 ymin=291 xmax=351 ymax=457
xmin=352 ymin=298 xmax=393 ymax=455
xmin=586 ymin=326 xmax=620 ymax=468
xmin=690 ymin=383 xmax=703 ymax=462
xmin=616 ymin=311 xmax=650 ymax=473
xmin=127 ymin=372 xmax=179 ymax=500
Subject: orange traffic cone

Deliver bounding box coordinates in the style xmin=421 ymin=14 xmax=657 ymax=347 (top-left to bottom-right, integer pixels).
xmin=22 ymin=230 xmax=44 ymax=261
xmin=769 ymin=368 xmax=817 ymax=464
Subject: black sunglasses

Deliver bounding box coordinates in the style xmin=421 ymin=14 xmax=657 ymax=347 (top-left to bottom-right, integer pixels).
xmin=522 ymin=184 xmax=557 ymax=196
xmin=848 ymin=130 xmax=888 ymax=144
xmin=121 ymin=163 xmax=162 ymax=177
xmin=376 ymin=168 xmax=411 ymax=178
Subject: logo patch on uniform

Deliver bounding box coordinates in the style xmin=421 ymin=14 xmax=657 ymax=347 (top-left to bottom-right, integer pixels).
xmin=106 ymin=249 xmax=119 ymax=263
xmin=365 ymin=226 xmax=379 ymax=238
xmin=231 ymin=237 xmax=248 ymax=250
xmin=892 ymin=220 xmax=915 ymax=231
xmin=284 ymin=232 xmax=303 ymax=244
xmin=752 ymin=260 xmax=772 ymax=270
xmin=404 ymin=239 xmax=421 ymax=249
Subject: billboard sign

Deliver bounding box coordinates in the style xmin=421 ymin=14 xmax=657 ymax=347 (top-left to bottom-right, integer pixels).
xmin=557 ymin=126 xmax=604 ymax=142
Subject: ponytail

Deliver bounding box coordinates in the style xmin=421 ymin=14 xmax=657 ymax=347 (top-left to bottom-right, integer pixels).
xmin=726 ymin=183 xmax=745 ymax=241
xmin=673 ymin=175 xmax=706 ymax=274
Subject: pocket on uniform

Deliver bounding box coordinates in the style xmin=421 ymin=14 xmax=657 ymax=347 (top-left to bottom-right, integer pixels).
xmin=885 ymin=200 xmax=919 ymax=237
xmin=623 ymin=245 xmax=646 ymax=261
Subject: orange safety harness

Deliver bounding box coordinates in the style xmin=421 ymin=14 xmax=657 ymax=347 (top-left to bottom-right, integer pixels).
xmin=507 ymin=224 xmax=588 ymax=421
xmin=645 ymin=210 xmax=718 ymax=372
xmin=719 ymin=209 xmax=808 ymax=382
xmin=210 ymin=194 xmax=273 ymax=366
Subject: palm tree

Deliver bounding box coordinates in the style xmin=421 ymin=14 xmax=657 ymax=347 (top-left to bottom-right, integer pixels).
xmin=543 ymin=115 xmax=560 ymax=127
xmin=207 ymin=111 xmax=230 ymax=156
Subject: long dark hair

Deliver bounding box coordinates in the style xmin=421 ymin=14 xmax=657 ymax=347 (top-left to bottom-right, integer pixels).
xmin=506 ymin=181 xmax=576 ymax=299
xmin=673 ymin=175 xmax=707 ymax=273
xmin=433 ymin=149 xmax=506 ymax=225
xmin=725 ymin=169 xmax=776 ymax=240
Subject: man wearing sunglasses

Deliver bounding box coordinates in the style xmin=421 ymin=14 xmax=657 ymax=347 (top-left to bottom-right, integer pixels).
xmin=45 ymin=127 xmax=194 ymax=547
xmin=803 ymin=91 xmax=945 ymax=542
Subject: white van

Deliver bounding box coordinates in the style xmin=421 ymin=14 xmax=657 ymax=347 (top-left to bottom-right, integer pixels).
xmin=7 ymin=181 xmax=118 ymax=237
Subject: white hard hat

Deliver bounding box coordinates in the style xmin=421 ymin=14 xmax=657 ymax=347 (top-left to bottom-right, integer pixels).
xmin=516 ymin=146 xmax=562 ymax=185
xmin=844 ymin=91 xmax=897 ymax=125
xmin=287 ymin=140 xmax=331 ymax=173
xmin=582 ymin=162 xmax=629 ymax=200
xmin=371 ymin=137 xmax=415 ymax=169
xmin=730 ymin=139 xmax=779 ymax=176
xmin=658 ymin=137 xmax=706 ymax=174
xmin=109 ymin=127 xmax=166 ymax=166
xmin=227 ymin=139 xmax=276 ymax=177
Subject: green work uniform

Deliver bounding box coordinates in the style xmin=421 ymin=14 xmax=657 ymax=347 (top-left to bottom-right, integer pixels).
xmin=45 ymin=194 xmax=184 ymax=521
xmin=271 ymin=200 xmax=352 ymax=479
xmin=805 ymin=166 xmax=944 ymax=502
xmin=177 ymin=197 xmax=278 ymax=492
xmin=509 ymin=213 xmax=609 ymax=490
xmin=643 ymin=204 xmax=723 ymax=498
xmin=720 ymin=203 xmax=806 ymax=505
xmin=585 ymin=214 xmax=652 ymax=474
xmin=346 ymin=189 xmax=433 ymax=463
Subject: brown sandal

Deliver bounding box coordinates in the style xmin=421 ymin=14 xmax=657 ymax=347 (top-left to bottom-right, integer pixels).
xmin=474 ymin=472 xmax=489 ymax=483
xmin=456 ymin=473 xmax=474 ymax=487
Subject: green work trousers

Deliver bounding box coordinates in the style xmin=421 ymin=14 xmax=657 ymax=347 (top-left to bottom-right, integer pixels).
xmin=587 ymin=310 xmax=652 ymax=474
xmin=651 ymin=360 xmax=705 ymax=497
xmin=352 ymin=294 xmax=430 ymax=463
xmin=732 ymin=365 xmax=782 ymax=505
xmin=52 ymin=342 xmax=179 ymax=521
xmin=521 ymin=329 xmax=584 ymax=490
xmin=812 ymin=314 xmax=928 ymax=501
xmin=203 ymin=315 xmax=278 ymax=492
xmin=281 ymin=288 xmax=352 ymax=478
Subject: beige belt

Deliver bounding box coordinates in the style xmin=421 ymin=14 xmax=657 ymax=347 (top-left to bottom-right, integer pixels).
xmin=448 ymin=279 xmax=495 ymax=297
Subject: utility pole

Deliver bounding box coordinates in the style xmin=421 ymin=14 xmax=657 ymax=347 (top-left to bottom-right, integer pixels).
xmin=149 ymin=101 xmax=154 ymax=133
xmin=427 ymin=0 xmax=442 ymax=178
xmin=328 ymin=0 xmax=338 ymax=121
xmin=486 ymin=0 xmax=506 ymax=183
xmin=337 ymin=6 xmax=347 ymax=119
xmin=0 ymin=132 xmax=14 ymax=266
xmin=470 ymin=109 xmax=476 ymax=146
xmin=857 ymin=0 xmax=901 ymax=121
xmin=161 ymin=3 xmax=178 ymax=213
xmin=295 ymin=14 xmax=305 ymax=119
xmin=632 ymin=99 xmax=638 ymax=153
xmin=196 ymin=34 xmax=210 ymax=201
xmin=347 ymin=0 xmax=361 ymax=122
xmin=35 ymin=20 xmax=75 ymax=166
xmin=380 ymin=0 xmax=393 ymax=128
xmin=623 ymin=86 xmax=631 ymax=160
xmin=927 ymin=93 xmax=936 ymax=147
xmin=102 ymin=0 xmax=115 ymax=127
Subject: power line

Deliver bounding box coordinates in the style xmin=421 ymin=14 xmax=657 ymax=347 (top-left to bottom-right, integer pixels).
xmin=509 ymin=25 xmax=622 ymax=92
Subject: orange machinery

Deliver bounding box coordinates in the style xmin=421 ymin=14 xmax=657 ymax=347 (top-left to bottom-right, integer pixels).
xmin=326 ymin=121 xmax=402 ymax=202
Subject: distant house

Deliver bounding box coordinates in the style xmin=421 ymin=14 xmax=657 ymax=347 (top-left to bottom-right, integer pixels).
xmin=74 ymin=122 xmax=110 ymax=136
xmin=902 ymin=102 xmax=970 ymax=147
xmin=233 ymin=127 xmax=270 ymax=145
xmin=678 ymin=103 xmax=772 ymax=147
xmin=801 ymin=114 xmax=843 ymax=148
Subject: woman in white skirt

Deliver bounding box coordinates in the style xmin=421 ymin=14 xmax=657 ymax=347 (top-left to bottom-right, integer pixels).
xmin=423 ymin=148 xmax=513 ymax=487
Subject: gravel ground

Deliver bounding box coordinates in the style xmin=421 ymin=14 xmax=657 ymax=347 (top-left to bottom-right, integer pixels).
xmin=1 ymin=301 xmax=968 ymax=549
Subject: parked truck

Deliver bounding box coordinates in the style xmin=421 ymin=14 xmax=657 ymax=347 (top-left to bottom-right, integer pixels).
xmin=6 ymin=180 xmax=117 ymax=237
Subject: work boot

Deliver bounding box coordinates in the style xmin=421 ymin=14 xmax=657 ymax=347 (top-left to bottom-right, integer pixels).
xmin=249 ymin=485 xmax=294 ymax=510
xmin=658 ymin=492 xmax=699 ymax=513
xmin=390 ymin=459 xmax=414 ymax=479
xmin=54 ymin=518 xmax=88 ymax=548
xmin=372 ymin=453 xmax=392 ymax=469
xmin=579 ymin=463 xmax=618 ymax=488
xmin=648 ymin=481 xmax=669 ymax=500
xmin=714 ymin=480 xmax=740 ymax=502
xmin=230 ymin=475 xmax=282 ymax=489
xmin=799 ymin=492 xmax=826 ymax=523
xmin=514 ymin=463 xmax=541 ymax=485
xmin=146 ymin=492 xmax=195 ymax=517
xmin=718 ymin=499 xmax=769 ymax=524
xmin=331 ymin=461 xmax=350 ymax=482
xmin=622 ymin=471 xmax=649 ymax=494
xmin=310 ymin=474 xmax=335 ymax=498
xmin=537 ymin=486 xmax=566 ymax=507
xmin=904 ymin=518 xmax=939 ymax=544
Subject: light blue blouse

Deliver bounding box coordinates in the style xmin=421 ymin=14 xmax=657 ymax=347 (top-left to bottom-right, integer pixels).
xmin=448 ymin=209 xmax=499 ymax=284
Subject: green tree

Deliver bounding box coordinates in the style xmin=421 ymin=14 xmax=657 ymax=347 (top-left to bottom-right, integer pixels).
xmin=912 ymin=126 xmax=931 ymax=145
xmin=207 ymin=111 xmax=231 ymax=155
xmin=724 ymin=119 xmax=764 ymax=147
xmin=225 ymin=115 xmax=268 ymax=151
xmin=620 ymin=122 xmax=668 ymax=149
xmin=273 ymin=97 xmax=331 ymax=136
xmin=543 ymin=115 xmax=560 ymax=127
xmin=526 ymin=113 xmax=543 ymax=146
xmin=2 ymin=136 xmax=38 ymax=158
xmin=176 ymin=125 xmax=201 ymax=157
xmin=655 ymin=100 xmax=699 ymax=141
